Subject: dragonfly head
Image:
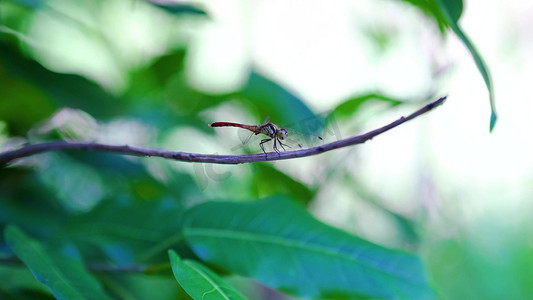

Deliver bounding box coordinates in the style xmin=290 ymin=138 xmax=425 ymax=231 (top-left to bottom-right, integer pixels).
xmin=278 ymin=128 xmax=289 ymax=140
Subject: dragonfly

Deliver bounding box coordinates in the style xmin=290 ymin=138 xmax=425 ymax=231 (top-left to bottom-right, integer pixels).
xmin=209 ymin=118 xmax=322 ymax=154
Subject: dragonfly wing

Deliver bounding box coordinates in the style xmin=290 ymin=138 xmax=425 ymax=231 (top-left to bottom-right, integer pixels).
xmin=260 ymin=116 xmax=271 ymax=127
xmin=242 ymin=131 xmax=254 ymax=145
xmin=284 ymin=127 xmax=324 ymax=149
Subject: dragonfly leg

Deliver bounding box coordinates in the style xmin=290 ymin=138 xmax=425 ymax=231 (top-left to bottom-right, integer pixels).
xmin=273 ymin=138 xmax=281 ymax=154
xmin=259 ymin=138 xmax=272 ymax=154
xmin=278 ymin=139 xmax=291 ymax=151
xmin=272 ymin=139 xmax=287 ymax=156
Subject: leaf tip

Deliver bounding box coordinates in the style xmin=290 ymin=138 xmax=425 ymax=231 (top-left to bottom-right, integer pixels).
xmin=489 ymin=111 xmax=497 ymax=132
xmin=168 ymin=249 xmax=178 ymax=260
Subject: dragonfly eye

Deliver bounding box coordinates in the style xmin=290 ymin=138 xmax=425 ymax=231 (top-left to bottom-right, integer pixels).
xmin=279 ymin=128 xmax=288 ymax=139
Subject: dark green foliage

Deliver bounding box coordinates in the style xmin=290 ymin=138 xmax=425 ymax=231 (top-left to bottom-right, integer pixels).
xmin=183 ymin=197 xmax=434 ymax=299
xmin=251 ymin=163 xmax=316 ymax=205
xmin=0 ymin=45 xmax=123 ymax=123
xmin=5 ymin=226 xmax=110 ymax=300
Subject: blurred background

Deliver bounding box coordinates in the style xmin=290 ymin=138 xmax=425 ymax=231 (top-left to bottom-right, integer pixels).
xmin=1 ymin=0 xmax=532 ymax=299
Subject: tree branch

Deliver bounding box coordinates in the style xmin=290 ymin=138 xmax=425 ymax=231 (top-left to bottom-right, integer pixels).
xmin=0 ymin=97 xmax=446 ymax=166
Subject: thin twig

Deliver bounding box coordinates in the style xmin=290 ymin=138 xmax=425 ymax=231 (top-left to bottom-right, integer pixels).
xmin=0 ymin=97 xmax=446 ymax=166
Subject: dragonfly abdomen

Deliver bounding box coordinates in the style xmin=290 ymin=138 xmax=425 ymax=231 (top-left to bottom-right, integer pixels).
xmin=209 ymin=122 xmax=260 ymax=134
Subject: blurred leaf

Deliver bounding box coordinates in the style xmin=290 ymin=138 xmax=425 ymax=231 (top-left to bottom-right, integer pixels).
xmin=364 ymin=26 xmax=396 ymax=54
xmin=63 ymin=153 xmax=163 ymax=202
xmin=144 ymin=0 xmax=208 ymax=16
xmin=126 ymin=49 xmax=206 ymax=130
xmin=398 ymin=0 xmax=448 ymax=31
xmin=8 ymin=0 xmax=45 ymax=10
xmin=452 ymin=25 xmax=497 ymax=131
xmin=252 ymin=164 xmax=315 ymax=205
xmin=65 ymin=151 xmax=200 ymax=200
xmin=398 ymin=0 xmax=495 ymax=130
xmin=0 ymin=288 xmax=55 ymax=300
xmin=62 ymin=196 xmax=185 ymax=265
xmin=37 ymin=154 xmax=106 ymax=213
xmin=165 ymin=74 xmax=229 ymax=118
xmin=163 ymin=70 xmax=321 ymax=132
xmin=183 ymin=197 xmax=434 ymax=299
xmin=349 ymin=179 xmax=420 ymax=248
xmin=427 ymin=221 xmax=533 ymax=299
xmin=169 ymin=250 xmax=246 ymax=300
xmin=4 ymin=226 xmax=110 ymax=300
xmin=432 ymin=0 xmax=496 ymax=131
xmin=435 ymin=0 xmax=463 ymax=23
xmin=0 ymin=168 xmax=69 ymax=239
xmin=239 ymin=71 xmax=322 ymax=129
xmin=144 ymin=49 xmax=188 ymax=87
xmin=331 ymin=92 xmax=404 ymax=119
xmin=0 ymin=265 xmax=53 ymax=298
xmin=0 ymin=44 xmax=123 ymax=120
xmin=0 ymin=56 xmax=56 ymax=135
xmin=127 ymin=49 xmax=187 ymax=97
xmin=137 ymin=50 xmax=231 ymax=124
xmin=101 ymin=272 xmax=185 ymax=300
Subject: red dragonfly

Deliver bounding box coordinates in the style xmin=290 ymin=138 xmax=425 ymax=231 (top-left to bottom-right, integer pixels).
xmin=209 ymin=118 xmax=293 ymax=154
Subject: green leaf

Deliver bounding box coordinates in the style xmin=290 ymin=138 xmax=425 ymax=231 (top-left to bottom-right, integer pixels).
xmin=239 ymin=71 xmax=323 ymax=130
xmin=9 ymin=0 xmax=45 ymax=9
xmin=331 ymin=92 xmax=404 ymax=119
xmin=100 ymin=272 xmax=185 ymax=300
xmin=4 ymin=225 xmax=110 ymax=300
xmin=0 ymin=168 xmax=70 ymax=239
xmin=0 ymin=53 xmax=56 ymax=135
xmin=399 ymin=0 xmax=448 ymax=31
xmin=252 ymin=163 xmax=315 ymax=205
xmin=164 ymin=70 xmax=322 ymax=133
xmin=436 ymin=0 xmax=463 ymax=23
xmin=63 ymin=197 xmax=185 ymax=265
xmin=434 ymin=0 xmax=497 ymax=131
xmin=144 ymin=0 xmax=208 ymax=16
xmin=0 ymin=44 xmax=123 ymax=121
xmin=169 ymin=250 xmax=246 ymax=300
xmin=0 ymin=265 xmax=53 ymax=297
xmin=127 ymin=49 xmax=188 ymax=95
xmin=183 ymin=197 xmax=434 ymax=299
